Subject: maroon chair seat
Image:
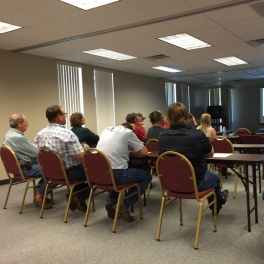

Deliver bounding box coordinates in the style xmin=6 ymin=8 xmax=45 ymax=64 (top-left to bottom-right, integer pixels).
xmin=38 ymin=147 xmax=89 ymax=223
xmin=0 ymin=145 xmax=41 ymax=214
xmin=83 ymin=148 xmax=143 ymax=233
xmin=155 ymin=151 xmax=217 ymax=250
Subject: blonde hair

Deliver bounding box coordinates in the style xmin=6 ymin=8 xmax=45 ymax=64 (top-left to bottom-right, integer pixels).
xmin=197 ymin=113 xmax=211 ymax=134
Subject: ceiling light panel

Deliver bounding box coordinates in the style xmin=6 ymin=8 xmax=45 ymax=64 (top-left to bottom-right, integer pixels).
xmin=158 ymin=33 xmax=211 ymax=50
xmin=213 ymin=56 xmax=248 ymax=66
xmin=60 ymin=0 xmax=119 ymax=10
xmin=0 ymin=21 xmax=22 ymax=34
xmin=152 ymin=66 xmax=186 ymax=73
xmin=83 ymin=49 xmax=136 ymax=60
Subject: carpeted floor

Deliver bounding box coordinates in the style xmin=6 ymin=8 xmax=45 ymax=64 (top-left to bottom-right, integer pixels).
xmin=0 ymin=169 xmax=264 ymax=264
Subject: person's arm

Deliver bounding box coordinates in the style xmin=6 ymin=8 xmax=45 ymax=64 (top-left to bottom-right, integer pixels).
xmin=204 ymin=145 xmax=214 ymax=158
xmin=75 ymin=152 xmax=84 ymax=161
xmin=130 ymin=146 xmax=148 ymax=158
xmin=17 ymin=137 xmax=38 ymax=158
xmin=192 ymin=116 xmax=198 ymax=127
xmin=210 ymin=127 xmax=217 ymax=139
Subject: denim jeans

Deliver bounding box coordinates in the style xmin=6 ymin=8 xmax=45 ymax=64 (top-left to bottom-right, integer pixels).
xmin=198 ymin=170 xmax=223 ymax=212
xmin=109 ymin=168 xmax=152 ymax=206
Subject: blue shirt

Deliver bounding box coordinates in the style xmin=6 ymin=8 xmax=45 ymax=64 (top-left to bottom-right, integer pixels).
xmin=35 ymin=123 xmax=84 ymax=169
xmin=3 ymin=128 xmax=39 ymax=165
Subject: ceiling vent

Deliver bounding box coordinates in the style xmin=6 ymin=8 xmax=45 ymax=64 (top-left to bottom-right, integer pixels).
xmin=249 ymin=38 xmax=264 ymax=47
xmin=144 ymin=54 xmax=170 ymax=61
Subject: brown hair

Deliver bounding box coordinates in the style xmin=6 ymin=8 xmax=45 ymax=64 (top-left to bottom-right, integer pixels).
xmin=166 ymin=102 xmax=188 ymax=127
xmin=70 ymin=112 xmax=83 ymax=127
xmin=46 ymin=105 xmax=62 ymax=122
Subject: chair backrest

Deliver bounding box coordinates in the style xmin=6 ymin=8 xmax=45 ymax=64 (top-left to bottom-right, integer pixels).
xmin=235 ymin=128 xmax=251 ymax=136
xmin=210 ymin=136 xmax=234 ymax=153
xmin=239 ymin=135 xmax=264 ymax=144
xmin=145 ymin=139 xmax=158 ymax=152
xmin=0 ymin=145 xmax=24 ymax=179
xmin=83 ymin=148 xmax=115 ymax=188
xmin=156 ymin=151 xmax=199 ymax=200
xmin=38 ymin=147 xmax=68 ymax=184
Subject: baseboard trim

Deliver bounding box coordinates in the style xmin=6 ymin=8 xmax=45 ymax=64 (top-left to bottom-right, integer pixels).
xmin=0 ymin=179 xmax=9 ymax=185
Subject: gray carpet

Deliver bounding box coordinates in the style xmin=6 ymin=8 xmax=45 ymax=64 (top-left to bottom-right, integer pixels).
xmin=0 ymin=170 xmax=264 ymax=264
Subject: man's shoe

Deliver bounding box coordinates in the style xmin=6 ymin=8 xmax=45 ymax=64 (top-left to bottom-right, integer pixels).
xmin=105 ymin=203 xmax=116 ymax=219
xmin=34 ymin=192 xmax=53 ymax=209
xmin=36 ymin=201 xmax=53 ymax=209
xmin=73 ymin=195 xmax=87 ymax=212
xmin=66 ymin=194 xmax=76 ymax=211
xmin=119 ymin=202 xmax=134 ymax=222
xmin=221 ymin=189 xmax=229 ymax=205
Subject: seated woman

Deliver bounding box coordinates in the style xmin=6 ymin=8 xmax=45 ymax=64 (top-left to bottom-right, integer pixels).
xmin=70 ymin=112 xmax=99 ymax=148
xmin=197 ymin=113 xmax=216 ymax=139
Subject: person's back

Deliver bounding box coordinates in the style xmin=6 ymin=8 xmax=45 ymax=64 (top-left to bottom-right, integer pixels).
xmin=147 ymin=110 xmax=165 ymax=140
xmin=197 ymin=113 xmax=216 ymax=139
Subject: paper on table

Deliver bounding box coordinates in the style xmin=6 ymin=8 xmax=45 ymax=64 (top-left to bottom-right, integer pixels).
xmin=213 ymin=153 xmax=232 ymax=157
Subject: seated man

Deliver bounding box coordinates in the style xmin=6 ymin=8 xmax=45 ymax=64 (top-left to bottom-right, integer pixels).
xmin=126 ymin=113 xmax=147 ymax=142
xmin=147 ymin=110 xmax=165 ymax=140
xmin=158 ymin=102 xmax=228 ymax=215
xmin=96 ymin=124 xmax=152 ymax=222
xmin=2 ymin=114 xmax=52 ymax=209
xmin=35 ymin=105 xmax=90 ymax=212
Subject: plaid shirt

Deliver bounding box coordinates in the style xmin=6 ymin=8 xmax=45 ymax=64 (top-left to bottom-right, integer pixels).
xmin=35 ymin=123 xmax=83 ymax=169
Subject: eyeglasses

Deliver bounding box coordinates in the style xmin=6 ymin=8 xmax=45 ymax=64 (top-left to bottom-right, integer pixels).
xmin=60 ymin=112 xmax=67 ymax=116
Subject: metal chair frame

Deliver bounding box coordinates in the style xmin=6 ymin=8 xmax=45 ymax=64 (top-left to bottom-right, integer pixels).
xmin=38 ymin=147 xmax=89 ymax=223
xmin=0 ymin=145 xmax=41 ymax=214
xmin=83 ymin=148 xmax=143 ymax=233
xmin=155 ymin=151 xmax=217 ymax=249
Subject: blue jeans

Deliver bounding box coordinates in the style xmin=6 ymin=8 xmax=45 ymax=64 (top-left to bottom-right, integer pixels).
xmin=109 ymin=168 xmax=152 ymax=206
xmin=22 ymin=163 xmax=46 ymax=196
xmin=198 ymin=170 xmax=223 ymax=212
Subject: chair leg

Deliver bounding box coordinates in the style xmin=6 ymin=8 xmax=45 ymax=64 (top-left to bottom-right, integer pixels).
xmin=219 ymin=168 xmax=223 ymax=188
xmin=194 ymin=202 xmax=204 ymax=249
xmin=83 ymin=189 xmax=94 ymax=227
xmin=39 ymin=184 xmax=49 ymax=219
xmin=137 ymin=185 xmax=143 ymax=219
xmin=147 ymin=181 xmax=151 ymax=196
xmin=112 ymin=192 xmax=123 ymax=233
xmin=3 ymin=179 xmax=13 ymax=209
xmin=19 ymin=180 xmax=32 ymax=214
xmin=233 ymin=175 xmax=238 ymax=198
xmin=178 ymin=198 xmax=183 ymax=225
xmin=64 ymin=188 xmax=74 ymax=223
xmin=156 ymin=196 xmax=166 ymax=241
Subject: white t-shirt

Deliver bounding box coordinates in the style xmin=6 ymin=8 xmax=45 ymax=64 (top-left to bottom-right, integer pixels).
xmin=96 ymin=126 xmax=144 ymax=169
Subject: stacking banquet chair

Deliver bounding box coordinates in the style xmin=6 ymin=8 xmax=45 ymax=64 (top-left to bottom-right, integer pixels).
xmin=210 ymin=136 xmax=242 ymax=197
xmin=235 ymin=128 xmax=251 ymax=142
xmin=236 ymin=134 xmax=264 ymax=193
xmin=83 ymin=148 xmax=143 ymax=233
xmin=0 ymin=145 xmax=41 ymax=214
xmin=38 ymin=147 xmax=89 ymax=223
xmin=145 ymin=138 xmax=158 ymax=196
xmin=155 ymin=151 xmax=217 ymax=250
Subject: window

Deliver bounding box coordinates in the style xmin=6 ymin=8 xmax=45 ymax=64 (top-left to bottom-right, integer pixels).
xmin=180 ymin=84 xmax=190 ymax=111
xmin=57 ymin=61 xmax=84 ymax=129
xmin=165 ymin=82 xmax=176 ymax=106
xmin=94 ymin=68 xmax=115 ymax=135
xmin=208 ymin=87 xmax=221 ymax=106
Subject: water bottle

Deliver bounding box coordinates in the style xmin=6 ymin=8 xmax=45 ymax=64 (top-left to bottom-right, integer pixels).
xmin=222 ymin=127 xmax=226 ymax=137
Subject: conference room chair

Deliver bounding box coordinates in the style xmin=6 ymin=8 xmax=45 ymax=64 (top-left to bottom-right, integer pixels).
xmin=145 ymin=138 xmax=158 ymax=196
xmin=210 ymin=136 xmax=242 ymax=197
xmin=235 ymin=128 xmax=251 ymax=143
xmin=38 ymin=147 xmax=89 ymax=223
xmin=83 ymin=148 xmax=143 ymax=233
xmin=236 ymin=134 xmax=264 ymax=193
xmin=0 ymin=145 xmax=41 ymax=214
xmin=155 ymin=151 xmax=217 ymax=250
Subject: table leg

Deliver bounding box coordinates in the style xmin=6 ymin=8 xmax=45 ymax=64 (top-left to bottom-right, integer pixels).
xmin=252 ymin=164 xmax=258 ymax=224
xmin=245 ymin=165 xmax=251 ymax=232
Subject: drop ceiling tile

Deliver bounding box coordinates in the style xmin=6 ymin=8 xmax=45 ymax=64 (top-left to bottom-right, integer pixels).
xmin=205 ymin=4 xmax=259 ymax=25
xmin=168 ymin=14 xmax=218 ymax=31
xmin=191 ymin=46 xmax=232 ymax=59
xmin=0 ymin=35 xmax=39 ymax=49
xmin=218 ymin=42 xmax=257 ymax=55
xmin=124 ymin=0 xmax=193 ymax=17
xmin=223 ymin=18 xmax=264 ymax=41
xmin=185 ymin=0 xmax=233 ymax=9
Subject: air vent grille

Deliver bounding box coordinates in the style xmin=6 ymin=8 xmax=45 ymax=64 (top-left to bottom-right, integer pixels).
xmin=144 ymin=54 xmax=170 ymax=61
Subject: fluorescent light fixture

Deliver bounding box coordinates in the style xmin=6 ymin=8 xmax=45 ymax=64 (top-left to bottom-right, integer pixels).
xmin=60 ymin=0 xmax=119 ymax=10
xmin=213 ymin=56 xmax=248 ymax=66
xmin=152 ymin=66 xmax=186 ymax=73
xmin=0 ymin=21 xmax=21 ymax=34
xmin=83 ymin=49 xmax=136 ymax=60
xmin=158 ymin=33 xmax=211 ymax=50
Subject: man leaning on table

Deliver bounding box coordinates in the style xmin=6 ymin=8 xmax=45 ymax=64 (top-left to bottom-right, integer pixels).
xmin=2 ymin=114 xmax=52 ymax=209
xmin=34 ymin=105 xmax=90 ymax=212
xmin=96 ymin=124 xmax=152 ymax=222
xmin=158 ymin=102 xmax=229 ymax=215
